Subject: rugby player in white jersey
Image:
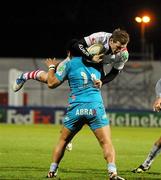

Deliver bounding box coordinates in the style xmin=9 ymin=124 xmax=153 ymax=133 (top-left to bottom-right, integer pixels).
xmin=13 ymin=28 xmax=130 ymax=92
xmin=132 ymin=78 xmax=161 ymax=173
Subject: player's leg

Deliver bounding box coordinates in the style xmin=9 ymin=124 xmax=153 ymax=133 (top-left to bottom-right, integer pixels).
xmin=92 ymin=125 xmax=125 ymax=180
xmin=47 ymin=106 xmax=82 ymax=178
xmin=47 ymin=126 xmax=77 ymax=178
xmin=155 ymin=136 xmax=161 ymax=146
xmin=13 ymin=70 xmax=48 ymax=92
xmin=87 ymin=101 xmax=125 ymax=180
xmin=60 ymin=126 xmax=73 ymax=151
xmin=132 ymin=136 xmax=161 ymax=173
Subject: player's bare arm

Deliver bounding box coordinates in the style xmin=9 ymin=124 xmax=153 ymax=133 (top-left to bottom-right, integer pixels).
xmin=45 ymin=58 xmax=61 ymax=88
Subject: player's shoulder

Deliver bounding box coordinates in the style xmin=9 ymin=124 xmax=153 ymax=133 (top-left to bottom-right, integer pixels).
xmin=60 ymin=57 xmax=71 ymax=65
xmin=56 ymin=57 xmax=71 ymax=71
xmin=66 ymin=56 xmax=83 ymax=67
xmin=85 ymin=32 xmax=111 ymax=45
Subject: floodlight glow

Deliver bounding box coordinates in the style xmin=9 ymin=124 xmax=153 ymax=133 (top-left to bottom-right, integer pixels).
xmin=135 ymin=15 xmax=151 ymax=24
xmin=135 ymin=17 xmax=142 ymax=23
xmin=142 ymin=16 xmax=150 ymax=23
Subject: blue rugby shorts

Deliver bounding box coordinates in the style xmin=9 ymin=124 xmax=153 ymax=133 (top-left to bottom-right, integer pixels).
xmin=63 ymin=102 xmax=109 ymax=131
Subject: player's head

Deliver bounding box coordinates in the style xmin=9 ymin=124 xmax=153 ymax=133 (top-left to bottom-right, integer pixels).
xmin=66 ymin=39 xmax=80 ymax=57
xmin=109 ymin=28 xmax=130 ymax=54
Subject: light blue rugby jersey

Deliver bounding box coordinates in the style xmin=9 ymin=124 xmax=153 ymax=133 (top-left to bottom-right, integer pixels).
xmin=55 ymin=57 xmax=103 ymax=104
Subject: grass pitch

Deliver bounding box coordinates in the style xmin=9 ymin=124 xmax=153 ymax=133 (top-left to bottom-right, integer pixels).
xmin=0 ymin=124 xmax=161 ymax=180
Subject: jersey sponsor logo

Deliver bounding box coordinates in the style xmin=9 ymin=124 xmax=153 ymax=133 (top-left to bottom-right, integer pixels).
xmin=57 ymin=65 xmax=65 ymax=76
xmin=79 ymin=44 xmax=90 ymax=56
xmin=75 ymin=108 xmax=96 ymax=115
xmin=64 ymin=115 xmax=70 ymax=122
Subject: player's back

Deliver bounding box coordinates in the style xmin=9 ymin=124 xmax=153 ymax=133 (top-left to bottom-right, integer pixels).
xmin=67 ymin=56 xmax=103 ymax=104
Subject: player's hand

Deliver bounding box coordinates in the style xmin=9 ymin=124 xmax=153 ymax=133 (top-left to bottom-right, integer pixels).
xmin=45 ymin=58 xmax=60 ymax=68
xmin=153 ymin=97 xmax=161 ymax=112
xmin=93 ymin=79 xmax=102 ymax=89
xmin=92 ymin=53 xmax=104 ymax=63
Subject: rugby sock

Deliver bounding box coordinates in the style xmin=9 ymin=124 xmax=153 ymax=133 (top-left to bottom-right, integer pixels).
xmin=23 ymin=70 xmax=45 ymax=81
xmin=142 ymin=144 xmax=161 ymax=167
xmin=49 ymin=162 xmax=58 ymax=172
xmin=107 ymin=163 xmax=117 ymax=175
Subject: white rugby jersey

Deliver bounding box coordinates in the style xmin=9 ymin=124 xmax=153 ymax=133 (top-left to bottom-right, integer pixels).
xmin=84 ymin=32 xmax=128 ymax=70
xmin=155 ymin=78 xmax=161 ymax=97
xmin=84 ymin=32 xmax=112 ymax=50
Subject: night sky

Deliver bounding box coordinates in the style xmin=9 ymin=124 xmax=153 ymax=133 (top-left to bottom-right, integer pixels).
xmin=0 ymin=1 xmax=161 ymax=59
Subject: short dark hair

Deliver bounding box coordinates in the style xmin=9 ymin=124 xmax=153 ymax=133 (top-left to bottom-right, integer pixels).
xmin=65 ymin=39 xmax=80 ymax=56
xmin=111 ymin=28 xmax=130 ymax=45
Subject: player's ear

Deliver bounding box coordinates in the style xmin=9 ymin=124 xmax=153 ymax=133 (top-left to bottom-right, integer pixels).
xmin=109 ymin=38 xmax=113 ymax=45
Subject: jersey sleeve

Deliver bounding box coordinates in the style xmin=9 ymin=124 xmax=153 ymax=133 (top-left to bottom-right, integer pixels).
xmin=55 ymin=58 xmax=70 ymax=81
xmin=113 ymin=49 xmax=129 ymax=70
xmin=72 ymin=38 xmax=93 ymax=61
xmin=103 ymin=54 xmax=127 ymax=70
xmin=155 ymin=78 xmax=161 ymax=97
xmin=113 ymin=59 xmax=127 ymax=70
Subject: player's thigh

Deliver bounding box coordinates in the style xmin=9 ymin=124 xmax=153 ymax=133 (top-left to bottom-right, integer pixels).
xmin=60 ymin=126 xmax=78 ymax=143
xmin=93 ymin=125 xmax=112 ymax=145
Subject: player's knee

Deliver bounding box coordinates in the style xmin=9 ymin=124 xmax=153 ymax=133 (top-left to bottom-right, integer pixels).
xmin=158 ymin=137 xmax=161 ymax=146
xmin=104 ymin=149 xmax=114 ymax=161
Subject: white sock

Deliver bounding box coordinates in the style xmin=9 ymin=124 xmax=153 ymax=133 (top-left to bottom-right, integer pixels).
xmin=107 ymin=163 xmax=117 ymax=175
xmin=49 ymin=162 xmax=58 ymax=172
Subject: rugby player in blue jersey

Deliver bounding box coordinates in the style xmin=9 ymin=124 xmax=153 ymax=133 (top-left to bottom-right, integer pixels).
xmin=45 ymin=41 xmax=126 ymax=180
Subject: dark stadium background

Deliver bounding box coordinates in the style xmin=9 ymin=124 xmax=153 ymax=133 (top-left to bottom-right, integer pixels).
xmin=0 ymin=1 xmax=161 ymax=59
